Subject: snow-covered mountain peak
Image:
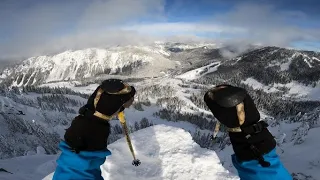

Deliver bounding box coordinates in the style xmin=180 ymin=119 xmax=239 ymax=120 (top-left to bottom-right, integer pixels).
xmin=0 ymin=45 xmax=177 ymax=86
xmin=238 ymin=46 xmax=320 ymax=68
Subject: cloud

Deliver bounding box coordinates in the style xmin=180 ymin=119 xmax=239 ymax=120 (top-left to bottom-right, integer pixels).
xmin=41 ymin=30 xmax=159 ymax=53
xmin=0 ymin=0 xmax=166 ymax=59
xmin=0 ymin=30 xmax=161 ymax=59
xmin=1 ymin=0 xmax=320 ymax=60
xmin=122 ymin=22 xmax=245 ymax=35
xmin=214 ymin=3 xmax=320 ymax=47
xmin=77 ymin=0 xmax=165 ymax=30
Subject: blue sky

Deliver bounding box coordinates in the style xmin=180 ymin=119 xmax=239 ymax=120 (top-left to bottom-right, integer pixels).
xmin=0 ymin=0 xmax=320 ymax=59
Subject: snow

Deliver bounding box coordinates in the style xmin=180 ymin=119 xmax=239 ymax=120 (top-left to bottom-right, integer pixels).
xmin=36 ymin=147 xmax=46 ymax=155
xmin=304 ymin=59 xmax=313 ymax=68
xmin=274 ymin=81 xmax=320 ymax=100
xmin=280 ymin=126 xmax=320 ymax=178
xmin=39 ymin=81 xmax=99 ymax=94
xmin=312 ymin=57 xmax=320 ymax=62
xmin=241 ymin=77 xmax=320 ymax=100
xmin=160 ymin=42 xmax=218 ymax=50
xmin=2 ymin=120 xmax=320 ymax=180
xmin=0 ymin=125 xmax=240 ymax=180
xmin=0 ymin=74 xmax=320 ymax=179
xmin=2 ymin=43 xmax=320 ymax=180
xmin=279 ymin=53 xmax=299 ymax=71
xmin=267 ymin=52 xmax=320 ymax=71
xmin=100 ymin=125 xmax=238 ymax=180
xmin=111 ymin=104 xmax=201 ymax=135
xmin=241 ymin=78 xmax=279 ymax=93
xmin=280 ymin=60 xmax=292 ymax=71
xmin=1 ymin=45 xmax=177 ymax=86
xmin=177 ymin=62 xmax=220 ymax=80
xmin=2 ymin=120 xmax=318 ymax=180
xmin=42 ymin=125 xmax=238 ymax=180
xmin=0 ymin=155 xmax=56 ymax=180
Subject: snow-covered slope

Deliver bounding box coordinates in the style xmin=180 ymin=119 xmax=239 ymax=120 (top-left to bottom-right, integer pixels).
xmin=52 ymin=125 xmax=238 ymax=180
xmin=177 ymin=62 xmax=220 ymax=80
xmin=161 ymin=42 xmax=218 ymax=52
xmin=1 ymin=118 xmax=320 ymax=180
xmin=0 ymin=46 xmax=176 ymax=86
xmin=0 ymin=155 xmax=56 ymax=180
xmin=1 ymin=125 xmax=238 ymax=180
xmin=241 ymin=77 xmax=320 ymax=100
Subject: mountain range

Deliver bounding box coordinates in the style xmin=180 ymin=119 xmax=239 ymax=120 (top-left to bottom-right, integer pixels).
xmin=0 ymin=42 xmax=319 ymax=180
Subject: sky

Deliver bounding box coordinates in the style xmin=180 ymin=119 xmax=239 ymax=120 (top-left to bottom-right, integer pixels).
xmin=0 ymin=0 xmax=320 ymax=59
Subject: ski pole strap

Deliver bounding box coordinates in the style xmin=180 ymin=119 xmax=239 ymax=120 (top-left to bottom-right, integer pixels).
xmin=118 ymin=112 xmax=137 ymax=160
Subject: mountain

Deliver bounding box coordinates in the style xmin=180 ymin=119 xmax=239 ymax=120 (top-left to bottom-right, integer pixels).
xmin=191 ymin=46 xmax=320 ymax=86
xmin=0 ymin=43 xmax=319 ymax=179
xmin=0 ymin=45 xmax=176 ymax=86
xmin=2 ymin=44 xmax=319 ymax=88
xmin=187 ymin=46 xmax=320 ymax=117
xmin=228 ymin=46 xmax=320 ymax=85
xmin=0 ymin=42 xmax=233 ymax=86
xmin=0 ymin=85 xmax=88 ymax=159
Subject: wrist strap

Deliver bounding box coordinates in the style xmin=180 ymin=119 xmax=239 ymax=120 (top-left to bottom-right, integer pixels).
xmin=244 ymin=121 xmax=271 ymax=167
xmin=228 ymin=121 xmax=271 ymax=167
xmin=245 ymin=134 xmax=271 ymax=167
xmin=227 ymin=121 xmax=269 ymax=133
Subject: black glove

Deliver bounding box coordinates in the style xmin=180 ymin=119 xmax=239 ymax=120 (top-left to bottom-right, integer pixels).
xmin=64 ymin=114 xmax=111 ymax=152
xmin=65 ymin=79 xmax=136 ymax=152
xmin=204 ymin=85 xmax=276 ymax=167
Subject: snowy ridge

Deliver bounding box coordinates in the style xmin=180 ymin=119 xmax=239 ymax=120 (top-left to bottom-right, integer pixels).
xmin=289 ymin=52 xmax=320 ymax=68
xmin=157 ymin=41 xmax=218 ymax=50
xmin=241 ymin=77 xmax=320 ymax=100
xmin=1 ymin=118 xmax=319 ymax=180
xmin=267 ymin=52 xmax=298 ymax=71
xmin=101 ymin=125 xmax=237 ymax=180
xmin=241 ymin=78 xmax=280 ymax=93
xmin=177 ymin=62 xmax=220 ymax=80
xmin=300 ymin=53 xmax=320 ymax=68
xmin=45 ymin=125 xmax=237 ymax=180
xmin=240 ymin=47 xmax=320 ymax=70
xmin=0 ymin=46 xmax=176 ymax=86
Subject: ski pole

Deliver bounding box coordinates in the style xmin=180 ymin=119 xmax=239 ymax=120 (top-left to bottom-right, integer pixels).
xmin=118 ymin=112 xmax=141 ymax=166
